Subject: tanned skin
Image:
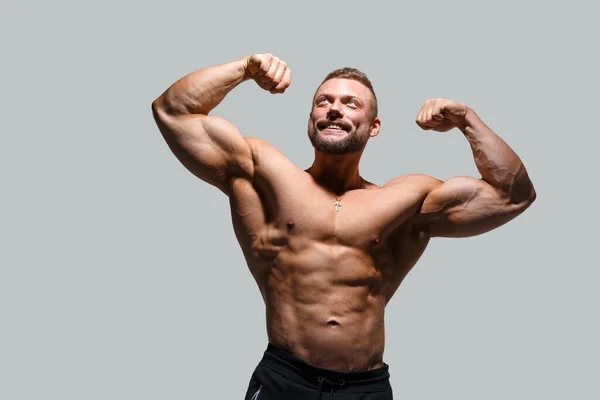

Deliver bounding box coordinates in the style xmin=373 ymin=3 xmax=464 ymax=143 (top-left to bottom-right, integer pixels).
xmin=151 ymin=54 xmax=536 ymax=372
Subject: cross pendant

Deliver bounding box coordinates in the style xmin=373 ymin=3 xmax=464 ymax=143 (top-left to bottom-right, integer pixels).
xmin=334 ymin=200 xmax=341 ymax=212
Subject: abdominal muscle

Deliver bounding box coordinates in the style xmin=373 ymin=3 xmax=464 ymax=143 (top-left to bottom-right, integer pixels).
xmin=254 ymin=242 xmax=389 ymax=372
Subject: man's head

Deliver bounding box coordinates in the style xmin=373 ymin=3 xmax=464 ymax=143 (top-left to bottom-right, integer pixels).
xmin=321 ymin=68 xmax=378 ymax=117
xmin=308 ymin=68 xmax=380 ymax=155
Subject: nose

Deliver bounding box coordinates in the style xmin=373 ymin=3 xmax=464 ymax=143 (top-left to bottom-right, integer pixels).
xmin=327 ymin=99 xmax=343 ymax=120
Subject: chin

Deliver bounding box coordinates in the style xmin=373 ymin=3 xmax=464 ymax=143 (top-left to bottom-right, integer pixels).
xmin=311 ymin=137 xmax=363 ymax=155
xmin=308 ymin=127 xmax=364 ymax=155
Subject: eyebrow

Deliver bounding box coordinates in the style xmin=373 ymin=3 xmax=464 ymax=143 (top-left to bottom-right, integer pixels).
xmin=316 ymin=93 xmax=363 ymax=104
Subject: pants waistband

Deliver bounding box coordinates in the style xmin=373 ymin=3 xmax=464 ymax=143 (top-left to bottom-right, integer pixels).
xmin=260 ymin=343 xmax=391 ymax=390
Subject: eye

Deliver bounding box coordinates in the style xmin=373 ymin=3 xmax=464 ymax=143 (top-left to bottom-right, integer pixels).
xmin=347 ymin=99 xmax=357 ymax=106
xmin=318 ymin=98 xmax=329 ymax=104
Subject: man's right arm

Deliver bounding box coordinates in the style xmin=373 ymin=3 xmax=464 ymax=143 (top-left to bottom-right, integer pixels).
xmin=151 ymin=54 xmax=291 ymax=195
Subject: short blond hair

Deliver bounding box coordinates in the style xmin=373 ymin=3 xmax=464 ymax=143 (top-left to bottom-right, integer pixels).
xmin=321 ymin=67 xmax=378 ymax=117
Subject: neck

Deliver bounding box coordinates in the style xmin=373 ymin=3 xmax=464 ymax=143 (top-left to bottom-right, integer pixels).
xmin=307 ymin=151 xmax=364 ymax=195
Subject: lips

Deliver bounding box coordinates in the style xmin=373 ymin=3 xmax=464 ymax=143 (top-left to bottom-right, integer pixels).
xmin=317 ymin=120 xmax=351 ymax=132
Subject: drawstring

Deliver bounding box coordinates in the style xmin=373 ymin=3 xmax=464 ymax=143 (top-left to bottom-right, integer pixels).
xmin=316 ymin=376 xmax=345 ymax=399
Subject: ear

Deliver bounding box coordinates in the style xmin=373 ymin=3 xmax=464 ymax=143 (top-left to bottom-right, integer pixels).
xmin=369 ymin=117 xmax=381 ymax=137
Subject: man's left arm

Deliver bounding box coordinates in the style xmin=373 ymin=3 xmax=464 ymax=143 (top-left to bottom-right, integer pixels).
xmin=413 ymin=98 xmax=536 ymax=238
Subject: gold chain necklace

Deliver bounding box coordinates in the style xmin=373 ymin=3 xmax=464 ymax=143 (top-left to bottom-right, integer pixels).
xmin=332 ymin=178 xmax=364 ymax=213
xmin=333 ymin=194 xmax=343 ymax=213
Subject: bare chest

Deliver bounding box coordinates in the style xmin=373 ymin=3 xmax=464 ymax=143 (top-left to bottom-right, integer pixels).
xmin=230 ymin=175 xmax=427 ymax=258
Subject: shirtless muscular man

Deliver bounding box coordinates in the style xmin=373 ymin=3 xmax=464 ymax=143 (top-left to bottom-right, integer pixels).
xmin=151 ymin=54 xmax=536 ymax=399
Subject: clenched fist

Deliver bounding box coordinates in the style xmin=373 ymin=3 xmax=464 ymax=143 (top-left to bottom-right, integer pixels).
xmin=415 ymin=98 xmax=469 ymax=132
xmin=246 ymin=53 xmax=291 ymax=94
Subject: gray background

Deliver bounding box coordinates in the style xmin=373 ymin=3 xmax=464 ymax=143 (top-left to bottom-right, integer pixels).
xmin=2 ymin=0 xmax=598 ymax=399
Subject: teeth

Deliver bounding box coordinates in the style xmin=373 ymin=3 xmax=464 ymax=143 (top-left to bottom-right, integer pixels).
xmin=327 ymin=125 xmax=343 ymax=130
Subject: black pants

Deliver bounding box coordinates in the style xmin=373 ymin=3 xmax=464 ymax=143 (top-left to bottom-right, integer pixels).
xmin=244 ymin=344 xmax=393 ymax=399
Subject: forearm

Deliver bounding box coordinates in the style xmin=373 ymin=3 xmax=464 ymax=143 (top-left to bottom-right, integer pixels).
xmin=459 ymin=109 xmax=536 ymax=204
xmin=153 ymin=56 xmax=250 ymax=116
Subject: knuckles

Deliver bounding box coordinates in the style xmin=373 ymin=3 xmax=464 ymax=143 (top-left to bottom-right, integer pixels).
xmin=250 ymin=53 xmax=290 ymax=89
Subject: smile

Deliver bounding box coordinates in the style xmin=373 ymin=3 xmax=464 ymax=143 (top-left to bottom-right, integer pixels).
xmin=317 ymin=121 xmax=351 ymax=135
xmin=321 ymin=127 xmax=347 ymax=135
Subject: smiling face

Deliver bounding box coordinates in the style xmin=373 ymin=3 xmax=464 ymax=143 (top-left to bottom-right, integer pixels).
xmin=308 ymin=78 xmax=380 ymax=155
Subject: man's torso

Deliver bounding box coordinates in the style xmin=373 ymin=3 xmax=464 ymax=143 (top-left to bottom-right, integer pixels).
xmin=228 ymin=140 xmax=432 ymax=372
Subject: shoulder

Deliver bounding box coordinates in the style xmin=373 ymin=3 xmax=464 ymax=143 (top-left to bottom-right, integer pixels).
xmin=243 ymin=137 xmax=300 ymax=179
xmin=383 ymin=174 xmax=442 ymax=192
xmin=244 ymin=137 xmax=287 ymax=163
